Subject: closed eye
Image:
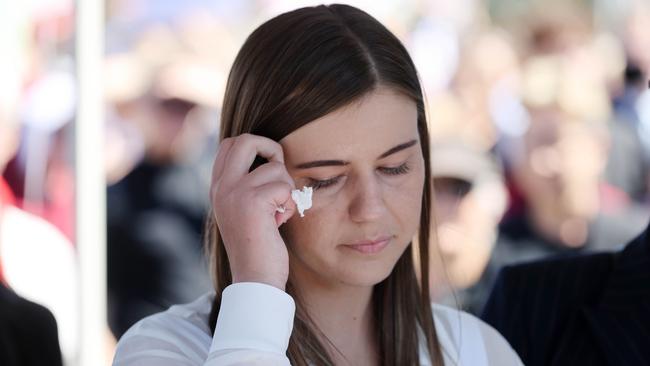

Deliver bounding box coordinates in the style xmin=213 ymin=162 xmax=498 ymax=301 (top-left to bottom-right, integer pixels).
xmin=309 ymin=176 xmax=341 ymax=190
xmin=309 ymin=163 xmax=411 ymax=191
xmin=379 ymin=162 xmax=410 ymax=175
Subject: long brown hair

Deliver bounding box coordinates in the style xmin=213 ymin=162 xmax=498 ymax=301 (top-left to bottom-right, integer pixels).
xmin=205 ymin=4 xmax=444 ymax=365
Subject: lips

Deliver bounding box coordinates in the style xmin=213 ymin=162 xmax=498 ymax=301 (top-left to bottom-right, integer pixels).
xmin=342 ymin=235 xmax=392 ymax=254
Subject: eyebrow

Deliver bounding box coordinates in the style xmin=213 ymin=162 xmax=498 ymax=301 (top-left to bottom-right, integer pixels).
xmin=294 ymin=139 xmax=418 ymax=169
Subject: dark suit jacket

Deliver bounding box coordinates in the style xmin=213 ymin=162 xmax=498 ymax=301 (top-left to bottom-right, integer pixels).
xmin=0 ymin=284 xmax=63 ymax=366
xmin=482 ymin=222 xmax=650 ymax=366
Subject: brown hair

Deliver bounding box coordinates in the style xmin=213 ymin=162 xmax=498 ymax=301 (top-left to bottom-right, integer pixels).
xmin=205 ymin=4 xmax=444 ymax=365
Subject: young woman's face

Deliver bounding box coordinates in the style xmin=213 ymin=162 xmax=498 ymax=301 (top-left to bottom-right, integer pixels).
xmin=279 ymin=87 xmax=425 ymax=288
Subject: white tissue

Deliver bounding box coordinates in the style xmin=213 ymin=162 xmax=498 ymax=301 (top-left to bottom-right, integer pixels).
xmin=291 ymin=186 xmax=313 ymax=217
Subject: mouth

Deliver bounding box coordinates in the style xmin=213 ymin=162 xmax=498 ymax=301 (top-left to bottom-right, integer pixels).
xmin=342 ymin=236 xmax=392 ymax=254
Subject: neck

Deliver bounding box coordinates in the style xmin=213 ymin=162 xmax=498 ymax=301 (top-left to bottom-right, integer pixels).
xmin=290 ymin=264 xmax=379 ymax=366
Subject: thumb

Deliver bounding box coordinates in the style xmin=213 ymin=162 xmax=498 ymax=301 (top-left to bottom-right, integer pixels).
xmin=275 ymin=196 xmax=298 ymax=227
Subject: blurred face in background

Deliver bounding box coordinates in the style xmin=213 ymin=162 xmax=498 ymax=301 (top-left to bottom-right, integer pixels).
xmin=430 ymin=176 xmax=505 ymax=292
xmin=512 ymin=107 xmax=609 ymax=246
xmin=514 ymin=107 xmax=608 ymax=221
xmin=147 ymin=97 xmax=197 ymax=163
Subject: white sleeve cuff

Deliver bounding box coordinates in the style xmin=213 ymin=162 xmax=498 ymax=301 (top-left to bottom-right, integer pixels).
xmin=210 ymin=282 xmax=295 ymax=356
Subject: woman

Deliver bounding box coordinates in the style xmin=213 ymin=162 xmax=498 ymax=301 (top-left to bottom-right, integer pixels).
xmin=113 ymin=4 xmax=522 ymax=365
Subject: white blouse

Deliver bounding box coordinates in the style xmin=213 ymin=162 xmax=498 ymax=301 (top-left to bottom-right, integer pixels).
xmin=113 ymin=282 xmax=523 ymax=365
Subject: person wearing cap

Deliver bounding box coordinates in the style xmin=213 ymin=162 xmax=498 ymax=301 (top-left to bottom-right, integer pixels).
xmin=428 ymin=140 xmax=509 ymax=315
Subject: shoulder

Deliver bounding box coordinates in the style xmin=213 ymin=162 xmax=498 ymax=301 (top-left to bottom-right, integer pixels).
xmin=431 ymin=304 xmax=523 ymax=365
xmin=0 ymin=284 xmax=59 ymax=332
xmin=490 ymin=251 xmax=615 ymax=303
xmin=481 ymin=251 xmax=617 ymax=363
xmin=0 ymin=285 xmax=62 ymax=363
xmin=113 ymin=293 xmax=214 ymax=365
xmin=508 ymin=250 xmax=615 ymax=276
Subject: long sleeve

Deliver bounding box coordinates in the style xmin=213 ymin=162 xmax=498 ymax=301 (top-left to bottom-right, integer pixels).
xmin=207 ymin=282 xmax=295 ymax=365
xmin=113 ymin=283 xmax=295 ymax=365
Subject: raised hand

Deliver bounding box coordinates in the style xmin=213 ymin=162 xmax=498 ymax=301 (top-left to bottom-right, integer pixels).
xmin=210 ymin=134 xmax=297 ymax=291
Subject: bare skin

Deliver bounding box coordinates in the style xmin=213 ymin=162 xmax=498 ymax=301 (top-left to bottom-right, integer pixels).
xmin=210 ymin=87 xmax=424 ymax=365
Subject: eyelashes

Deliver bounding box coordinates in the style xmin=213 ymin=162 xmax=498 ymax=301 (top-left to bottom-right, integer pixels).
xmin=309 ymin=163 xmax=411 ymax=191
xmin=310 ymin=176 xmax=339 ymax=190
xmin=379 ymin=163 xmax=411 ymax=176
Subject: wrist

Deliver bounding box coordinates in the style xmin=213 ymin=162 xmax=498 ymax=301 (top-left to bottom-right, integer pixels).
xmin=232 ymin=273 xmax=287 ymax=291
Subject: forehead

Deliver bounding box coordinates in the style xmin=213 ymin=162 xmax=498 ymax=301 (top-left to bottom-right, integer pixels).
xmin=279 ymin=88 xmax=419 ymax=160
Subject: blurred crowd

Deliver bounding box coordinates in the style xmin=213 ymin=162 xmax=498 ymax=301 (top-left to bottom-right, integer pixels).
xmin=1 ymin=0 xmax=649 ymax=365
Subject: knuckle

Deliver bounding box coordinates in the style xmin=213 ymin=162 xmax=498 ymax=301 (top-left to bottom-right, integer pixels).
xmin=266 ymin=160 xmax=285 ymax=170
xmin=221 ymin=137 xmax=235 ymax=147
xmin=238 ymin=134 xmax=256 ymax=149
xmin=278 ymin=181 xmax=293 ymax=192
xmin=230 ymin=134 xmax=243 ymax=147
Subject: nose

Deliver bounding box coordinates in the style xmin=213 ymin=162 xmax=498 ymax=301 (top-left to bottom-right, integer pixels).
xmin=348 ymin=174 xmax=387 ymax=223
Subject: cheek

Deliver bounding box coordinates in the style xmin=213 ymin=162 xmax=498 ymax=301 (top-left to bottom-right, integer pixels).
xmin=389 ymin=184 xmax=422 ymax=219
xmin=399 ymin=162 xmax=425 ymax=206
xmin=281 ymin=207 xmax=338 ymax=250
xmin=386 ymin=166 xmax=425 ymax=236
xmin=307 ymin=189 xmax=342 ymax=211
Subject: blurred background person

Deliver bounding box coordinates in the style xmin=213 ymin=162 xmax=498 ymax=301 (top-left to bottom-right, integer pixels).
xmin=0 ymin=63 xmax=79 ymax=365
xmin=428 ymin=139 xmax=509 ymax=315
xmin=494 ymin=51 xmax=649 ymax=271
xmin=105 ymin=46 xmax=218 ymax=337
xmin=482 ymin=220 xmax=650 ymax=366
xmin=2 ymin=3 xmax=77 ymax=242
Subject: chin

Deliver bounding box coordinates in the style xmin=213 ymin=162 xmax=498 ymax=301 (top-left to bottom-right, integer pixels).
xmin=335 ymin=260 xmax=397 ymax=287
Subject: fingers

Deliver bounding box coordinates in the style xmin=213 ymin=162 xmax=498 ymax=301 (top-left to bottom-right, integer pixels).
xmin=247 ymin=161 xmax=298 ymax=223
xmin=255 ymin=181 xmax=298 ymax=226
xmin=275 ymin=189 xmax=298 ymax=225
xmin=210 ymin=134 xmax=297 ymax=225
xmin=208 ymin=134 xmax=293 ymax=291
xmin=213 ymin=138 xmax=236 ymax=179
xmin=246 ymin=161 xmax=296 ymax=190
xmin=220 ymin=134 xmax=285 ymax=188
xmin=211 ymin=137 xmax=236 ymax=199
